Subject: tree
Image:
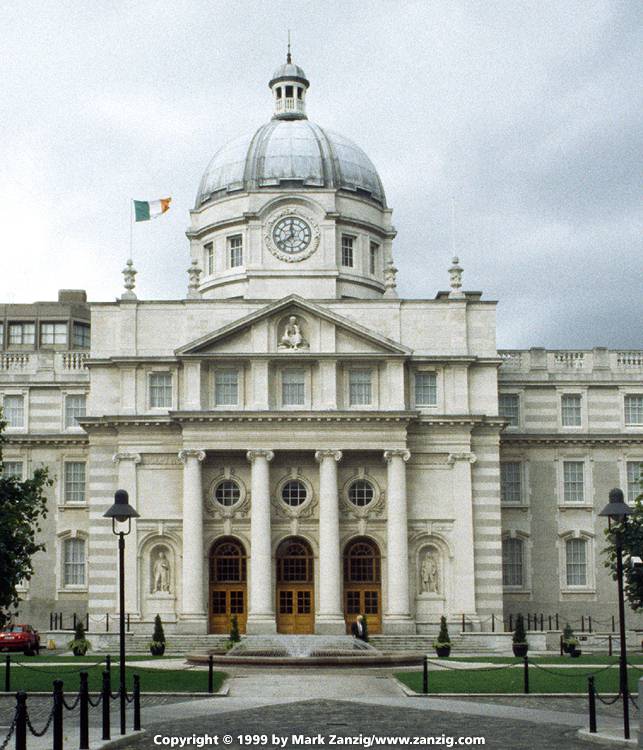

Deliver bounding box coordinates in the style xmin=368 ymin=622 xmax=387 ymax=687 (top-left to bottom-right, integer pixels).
xmin=152 ymin=614 xmax=166 ymax=645
xmin=603 ymin=490 xmax=643 ymax=610
xmin=0 ymin=413 xmax=51 ymax=629
xmin=512 ymin=613 xmax=527 ymax=645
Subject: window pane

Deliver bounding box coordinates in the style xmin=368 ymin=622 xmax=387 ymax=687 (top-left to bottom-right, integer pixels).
xmin=2 ymin=461 xmax=23 ymax=479
xmin=626 ymin=461 xmax=643 ymax=502
xmin=150 ymin=373 xmax=172 ymax=408
xmin=415 ymin=372 xmax=437 ymax=406
xmin=502 ymin=538 xmax=523 ymax=586
xmin=64 ymin=462 xmax=86 ymax=503
xmin=501 ymin=462 xmax=522 ymax=504
xmin=341 ymin=236 xmax=354 ymax=267
xmin=348 ymin=480 xmax=374 ymax=507
xmin=0 ymin=323 xmax=3 ymax=346
xmin=228 ymin=235 xmax=243 ymax=267
xmin=566 ymin=538 xmax=587 ymax=586
xmin=561 ymin=394 xmax=582 ymax=426
xmin=563 ymin=461 xmax=584 ymax=503
xmin=205 ymin=242 xmax=214 ymax=275
xmin=499 ymin=394 xmax=520 ymax=426
xmin=282 ymin=369 xmax=305 ymax=406
xmin=40 ymin=322 xmax=68 ymax=345
xmin=8 ymin=323 xmax=35 ymax=345
xmin=65 ymin=394 xmax=86 ymax=428
xmin=281 ymin=480 xmax=307 ymax=506
xmin=3 ymin=395 xmax=24 ymax=427
xmin=215 ymin=369 xmax=238 ymax=406
xmin=625 ymin=395 xmax=643 ymax=425
xmin=214 ymin=480 xmax=241 ymax=507
xmin=72 ymin=323 xmax=90 ymax=348
xmin=64 ymin=539 xmax=85 ymax=586
xmin=349 ymin=369 xmax=372 ymax=406
xmin=369 ymin=242 xmax=379 ymax=274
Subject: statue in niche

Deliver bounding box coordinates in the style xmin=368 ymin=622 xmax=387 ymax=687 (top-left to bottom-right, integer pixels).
xmin=278 ymin=316 xmax=308 ymax=350
xmin=151 ymin=548 xmax=171 ymax=593
xmin=420 ymin=551 xmax=440 ymax=594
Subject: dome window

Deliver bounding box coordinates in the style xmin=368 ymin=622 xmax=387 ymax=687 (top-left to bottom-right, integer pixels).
xmin=276 ymin=87 xmax=282 ymax=99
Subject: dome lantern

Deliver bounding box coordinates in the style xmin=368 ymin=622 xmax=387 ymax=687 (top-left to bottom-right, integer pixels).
xmin=269 ymin=46 xmax=309 ymax=120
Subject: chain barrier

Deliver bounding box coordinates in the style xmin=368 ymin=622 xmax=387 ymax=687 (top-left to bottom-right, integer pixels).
xmin=25 ymin=704 xmax=56 ymax=737
xmin=87 ymin=692 xmax=103 ymax=708
xmin=528 ymin=660 xmax=615 ymax=679
xmin=62 ymin=691 xmax=81 ymax=711
xmin=627 ymin=662 xmax=643 ymax=673
xmin=0 ymin=707 xmax=17 ymax=750
xmin=629 ymin=693 xmax=638 ymax=710
xmin=125 ymin=691 xmax=134 ymax=704
xmin=426 ymin=658 xmax=517 ymax=673
xmin=13 ymin=658 xmax=105 ymax=675
xmin=594 ymin=689 xmax=622 ymax=706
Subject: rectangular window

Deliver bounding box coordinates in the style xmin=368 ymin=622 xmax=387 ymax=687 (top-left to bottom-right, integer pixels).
xmin=625 ymin=394 xmax=643 ymax=425
xmin=72 ymin=322 xmax=90 ymax=348
xmin=565 ymin=538 xmax=587 ymax=586
xmin=2 ymin=461 xmax=23 ymax=479
xmin=414 ymin=371 xmax=437 ymax=406
xmin=349 ymin=369 xmax=372 ymax=406
xmin=341 ymin=235 xmax=354 ymax=267
xmin=63 ymin=538 xmax=86 ymax=586
xmin=282 ymin=369 xmax=305 ymax=406
xmin=3 ymin=395 xmax=24 ymax=427
xmin=64 ymin=462 xmax=86 ymax=503
xmin=502 ymin=538 xmax=524 ymax=586
xmin=214 ymin=369 xmax=239 ymax=406
xmin=626 ymin=461 xmax=643 ymax=502
xmin=501 ymin=462 xmax=523 ymax=504
xmin=8 ymin=323 xmax=35 ymax=345
xmin=65 ymin=394 xmax=86 ymax=428
xmin=228 ymin=235 xmax=243 ymax=268
xmin=561 ymin=394 xmax=582 ymax=426
xmin=369 ymin=242 xmax=379 ymax=275
xmin=563 ymin=461 xmax=585 ymax=504
xmin=40 ymin=322 xmax=68 ymax=345
xmin=499 ymin=393 xmax=520 ymax=427
xmin=149 ymin=372 xmax=172 ymax=408
xmin=205 ymin=242 xmax=214 ymax=275
xmin=0 ymin=323 xmax=3 ymax=347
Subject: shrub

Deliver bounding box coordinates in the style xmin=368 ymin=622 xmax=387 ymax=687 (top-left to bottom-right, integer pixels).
xmin=512 ymin=614 xmax=527 ymax=645
xmin=562 ymin=622 xmax=579 ymax=649
xmin=229 ymin=615 xmax=240 ymax=643
xmin=433 ymin=616 xmax=451 ymax=647
xmin=68 ymin=618 xmax=91 ymax=654
xmin=149 ymin=614 xmax=166 ymax=649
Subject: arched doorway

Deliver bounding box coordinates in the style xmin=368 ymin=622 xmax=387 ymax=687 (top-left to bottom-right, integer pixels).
xmin=208 ymin=537 xmax=247 ymax=634
xmin=276 ymin=537 xmax=314 ymax=634
xmin=343 ymin=538 xmax=382 ymax=634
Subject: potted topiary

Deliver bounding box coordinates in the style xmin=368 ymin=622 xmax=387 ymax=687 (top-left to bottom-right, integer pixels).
xmin=68 ymin=619 xmax=91 ymax=656
xmin=433 ymin=616 xmax=452 ymax=657
xmin=562 ymin=623 xmax=579 ymax=656
xmin=149 ymin=614 xmax=166 ymax=656
xmin=229 ymin=615 xmax=241 ymax=646
xmin=361 ymin=613 xmax=369 ymax=643
xmin=512 ymin=614 xmax=528 ymax=657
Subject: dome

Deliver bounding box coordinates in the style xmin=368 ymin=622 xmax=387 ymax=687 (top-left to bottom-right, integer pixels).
xmin=196 ymin=119 xmax=386 ymax=208
xmin=269 ymin=62 xmax=309 ymax=87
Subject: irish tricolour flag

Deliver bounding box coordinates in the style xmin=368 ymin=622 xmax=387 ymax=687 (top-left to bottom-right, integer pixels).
xmin=134 ymin=197 xmax=172 ymax=222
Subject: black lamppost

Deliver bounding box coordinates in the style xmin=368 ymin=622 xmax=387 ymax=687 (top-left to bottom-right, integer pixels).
xmin=103 ymin=490 xmax=139 ymax=735
xmin=598 ymin=487 xmax=633 ymax=740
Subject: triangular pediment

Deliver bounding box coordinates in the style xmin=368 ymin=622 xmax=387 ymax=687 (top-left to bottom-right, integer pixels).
xmin=176 ymin=295 xmax=410 ymax=356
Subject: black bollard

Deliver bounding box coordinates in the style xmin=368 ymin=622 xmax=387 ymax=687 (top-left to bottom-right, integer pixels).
xmin=208 ymin=654 xmax=214 ymax=694
xmin=106 ymin=612 xmax=109 ymax=633
xmin=608 ymin=634 xmax=613 ymax=657
xmin=540 ymin=614 xmax=544 ymax=632
xmin=73 ymin=612 xmax=77 ymax=630
xmin=491 ymin=614 xmax=495 ymax=633
xmin=588 ymin=676 xmax=596 ymax=733
xmin=4 ymin=654 xmax=9 ymax=693
xmin=523 ymin=657 xmax=529 ymax=694
xmin=611 ymin=615 xmax=615 ymax=633
xmin=105 ymin=654 xmax=111 ymax=674
xmin=548 ymin=615 xmax=552 ymax=631
xmin=422 ymin=655 xmax=428 ymax=694
xmin=133 ymin=674 xmax=141 ymax=731
xmin=53 ymin=679 xmax=64 ymax=750
xmin=79 ymin=671 xmax=89 ymax=750
xmin=461 ymin=613 xmax=465 ymax=632
xmin=588 ymin=615 xmax=592 ymax=634
xmin=101 ymin=671 xmax=111 ymax=741
xmin=15 ymin=691 xmax=27 ymax=750
xmin=555 ymin=613 xmax=559 ymax=630
xmin=559 ymin=635 xmax=564 ymax=657
xmin=581 ymin=616 xmax=585 ymax=633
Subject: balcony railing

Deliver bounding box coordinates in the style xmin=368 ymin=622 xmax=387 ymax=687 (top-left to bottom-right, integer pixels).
xmin=0 ymin=350 xmax=89 ymax=377
xmin=498 ymin=348 xmax=643 ymax=374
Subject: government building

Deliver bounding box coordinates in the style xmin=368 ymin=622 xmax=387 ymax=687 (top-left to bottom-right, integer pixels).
xmin=1 ymin=56 xmax=642 ymax=638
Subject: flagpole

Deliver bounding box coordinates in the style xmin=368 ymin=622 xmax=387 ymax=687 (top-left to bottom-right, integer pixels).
xmin=129 ymin=198 xmax=133 ymax=262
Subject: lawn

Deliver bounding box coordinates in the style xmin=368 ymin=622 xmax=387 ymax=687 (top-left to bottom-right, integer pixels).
xmin=2 ymin=663 xmax=226 ymax=693
xmin=425 ymin=654 xmax=643 ymax=665
xmin=3 ymin=653 xmax=177 ymax=664
xmin=396 ymin=663 xmax=642 ymax=694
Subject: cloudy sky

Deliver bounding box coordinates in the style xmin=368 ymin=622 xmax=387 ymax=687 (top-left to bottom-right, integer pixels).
xmin=1 ymin=1 xmax=640 ymax=347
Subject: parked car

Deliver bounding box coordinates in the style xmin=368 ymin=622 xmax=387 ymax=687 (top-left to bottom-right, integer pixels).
xmin=0 ymin=625 xmax=41 ymax=655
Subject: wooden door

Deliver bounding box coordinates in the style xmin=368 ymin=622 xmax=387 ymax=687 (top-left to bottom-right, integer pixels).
xmin=208 ymin=538 xmax=247 ymax=634
xmin=276 ymin=538 xmax=315 ymax=634
xmin=343 ymin=538 xmax=382 ymax=634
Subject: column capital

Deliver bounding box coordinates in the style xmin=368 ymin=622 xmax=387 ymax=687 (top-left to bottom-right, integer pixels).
xmin=178 ymin=449 xmax=206 ymax=464
xmin=314 ymin=450 xmax=343 ymax=463
xmin=447 ymin=452 xmax=477 ymax=465
xmin=383 ymin=449 xmax=410 ymax=463
xmin=246 ymin=449 xmax=274 ymax=463
xmin=112 ymin=452 xmax=141 ymax=464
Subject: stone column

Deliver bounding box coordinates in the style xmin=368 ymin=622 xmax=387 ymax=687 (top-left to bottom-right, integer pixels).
xmin=383 ymin=449 xmax=414 ymax=633
xmin=447 ymin=452 xmax=477 ymax=617
xmin=112 ymin=452 xmax=141 ymax=619
xmin=178 ymin=449 xmax=207 ymax=632
xmin=246 ymin=449 xmax=276 ymax=633
xmin=315 ymin=450 xmax=344 ymax=633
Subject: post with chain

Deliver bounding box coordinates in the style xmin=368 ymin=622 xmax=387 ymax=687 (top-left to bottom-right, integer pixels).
xmin=53 ymin=679 xmax=64 ymax=750
xmin=106 ymin=612 xmax=109 ymax=633
xmin=208 ymin=655 xmax=214 ymax=694
xmin=105 ymin=654 xmax=111 ymax=674
xmin=523 ymin=657 xmax=529 ymax=694
xmin=133 ymin=674 xmax=141 ymax=731
xmin=491 ymin=613 xmax=495 ymax=633
xmin=559 ymin=635 xmax=564 ymax=657
xmin=422 ymin=655 xmax=429 ymax=694
xmin=79 ymin=671 xmax=89 ymax=750
xmin=555 ymin=613 xmax=559 ymax=630
xmin=101 ymin=671 xmax=111 ymax=741
xmin=4 ymin=655 xmax=9 ymax=693
xmin=608 ymin=634 xmax=612 ymax=657
xmin=15 ymin=691 xmax=27 ymax=750
xmin=587 ymin=676 xmax=596 ymax=734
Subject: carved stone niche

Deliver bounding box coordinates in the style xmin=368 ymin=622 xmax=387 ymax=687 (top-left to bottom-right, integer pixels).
xmin=415 ymin=544 xmax=446 ymax=621
xmin=145 ymin=544 xmax=177 ymax=621
xmin=277 ymin=314 xmax=310 ymax=351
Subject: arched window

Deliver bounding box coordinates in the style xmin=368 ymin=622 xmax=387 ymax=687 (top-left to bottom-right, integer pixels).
xmin=209 ymin=538 xmax=246 ymax=583
xmin=276 ymin=538 xmax=313 ymax=582
xmin=502 ymin=538 xmax=523 ymax=586
xmin=343 ymin=538 xmax=381 ymax=583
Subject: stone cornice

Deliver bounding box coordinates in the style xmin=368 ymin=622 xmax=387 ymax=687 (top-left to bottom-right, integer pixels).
xmin=501 ymin=433 xmax=643 ymax=447
xmin=171 ymin=410 xmax=416 ymax=425
xmin=2 ymin=433 xmax=89 ymax=446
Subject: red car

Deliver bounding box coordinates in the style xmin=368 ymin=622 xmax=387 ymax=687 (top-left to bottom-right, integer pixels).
xmin=0 ymin=624 xmax=41 ymax=655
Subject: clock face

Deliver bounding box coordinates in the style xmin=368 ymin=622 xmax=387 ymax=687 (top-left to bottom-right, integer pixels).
xmin=272 ymin=216 xmax=312 ymax=255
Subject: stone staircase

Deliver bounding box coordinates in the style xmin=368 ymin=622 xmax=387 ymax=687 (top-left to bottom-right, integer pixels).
xmin=369 ymin=634 xmax=508 ymax=653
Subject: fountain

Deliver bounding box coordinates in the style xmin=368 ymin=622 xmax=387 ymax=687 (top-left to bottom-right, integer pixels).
xmin=186 ymin=635 xmax=423 ymax=667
